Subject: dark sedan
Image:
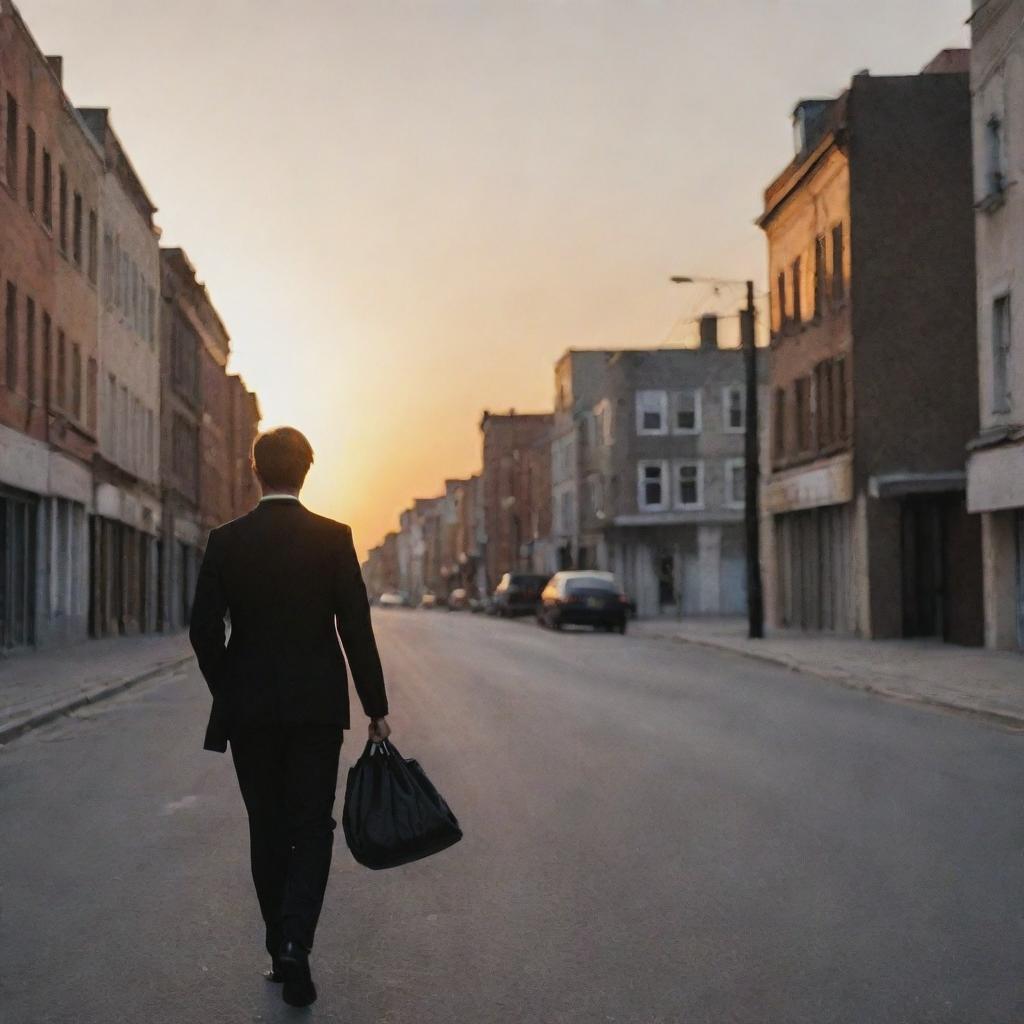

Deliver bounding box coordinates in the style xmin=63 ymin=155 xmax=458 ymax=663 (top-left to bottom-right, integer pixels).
xmin=537 ymin=571 xmax=630 ymax=633
xmin=492 ymin=572 xmax=551 ymax=617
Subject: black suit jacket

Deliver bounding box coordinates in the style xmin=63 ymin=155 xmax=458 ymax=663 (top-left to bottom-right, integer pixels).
xmin=189 ymin=498 xmax=389 ymax=752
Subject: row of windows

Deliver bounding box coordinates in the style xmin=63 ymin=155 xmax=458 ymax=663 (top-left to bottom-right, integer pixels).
xmin=102 ymin=373 xmax=157 ymax=480
xmin=773 ymin=355 xmax=849 ymax=461
xmin=637 ymin=458 xmax=746 ymax=513
xmin=2 ymin=91 xmax=157 ymax=348
xmin=3 ymin=92 xmax=99 ymax=286
xmin=774 ymin=221 xmax=845 ymax=333
xmin=636 ymin=386 xmax=745 ymax=436
xmin=3 ymin=278 xmax=94 ymax=430
xmin=102 ymin=232 xmax=157 ymax=345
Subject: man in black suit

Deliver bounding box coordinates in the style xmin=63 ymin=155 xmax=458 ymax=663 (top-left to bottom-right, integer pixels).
xmin=190 ymin=426 xmax=390 ymax=1008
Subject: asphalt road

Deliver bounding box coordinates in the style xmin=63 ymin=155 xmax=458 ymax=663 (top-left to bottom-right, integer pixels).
xmin=2 ymin=610 xmax=1022 ymax=1024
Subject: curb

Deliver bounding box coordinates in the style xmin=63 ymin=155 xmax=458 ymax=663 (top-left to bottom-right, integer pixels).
xmin=640 ymin=630 xmax=1024 ymax=732
xmin=0 ymin=655 xmax=193 ymax=746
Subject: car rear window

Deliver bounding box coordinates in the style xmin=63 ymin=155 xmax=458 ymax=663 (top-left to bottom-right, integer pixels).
xmin=565 ymin=576 xmax=618 ymax=594
xmin=511 ymin=575 xmax=548 ymax=587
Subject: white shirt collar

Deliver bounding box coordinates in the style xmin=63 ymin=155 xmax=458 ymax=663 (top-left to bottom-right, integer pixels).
xmin=259 ymin=493 xmax=300 ymax=503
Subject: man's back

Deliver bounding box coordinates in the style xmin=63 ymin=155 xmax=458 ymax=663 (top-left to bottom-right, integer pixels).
xmin=190 ymin=497 xmax=389 ymax=750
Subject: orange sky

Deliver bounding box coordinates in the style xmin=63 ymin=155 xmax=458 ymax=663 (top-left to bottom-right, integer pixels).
xmin=17 ymin=0 xmax=968 ymax=557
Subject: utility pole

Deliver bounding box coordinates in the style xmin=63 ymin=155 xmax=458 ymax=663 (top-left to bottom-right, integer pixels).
xmin=741 ymin=281 xmax=764 ymax=639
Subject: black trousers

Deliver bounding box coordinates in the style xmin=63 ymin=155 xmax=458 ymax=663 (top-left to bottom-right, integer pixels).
xmin=230 ymin=723 xmax=344 ymax=953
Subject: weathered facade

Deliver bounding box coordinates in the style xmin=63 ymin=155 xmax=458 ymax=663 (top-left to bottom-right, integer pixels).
xmin=967 ymin=0 xmax=1024 ymax=651
xmin=479 ymin=410 xmax=553 ymax=591
xmin=0 ymin=7 xmax=100 ymax=649
xmin=79 ymin=108 xmax=162 ymax=637
xmin=759 ymin=56 xmax=983 ymax=643
xmin=552 ymin=325 xmax=758 ymax=618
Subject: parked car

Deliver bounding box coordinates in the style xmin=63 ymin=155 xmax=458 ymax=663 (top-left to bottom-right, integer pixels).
xmin=492 ymin=572 xmax=551 ymax=617
xmin=537 ymin=571 xmax=630 ymax=633
xmin=447 ymin=588 xmax=470 ymax=611
xmin=378 ymin=590 xmax=409 ymax=609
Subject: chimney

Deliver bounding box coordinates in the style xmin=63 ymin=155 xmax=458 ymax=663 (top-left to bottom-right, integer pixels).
xmin=792 ymin=98 xmax=835 ymax=157
xmin=699 ymin=314 xmax=718 ymax=351
xmin=46 ymin=56 xmax=63 ymax=83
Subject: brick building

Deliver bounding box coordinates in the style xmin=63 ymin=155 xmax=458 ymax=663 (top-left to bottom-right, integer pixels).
xmin=0 ymin=6 xmax=100 ymax=649
xmin=479 ymin=410 xmax=553 ymax=592
xmin=78 ymin=108 xmax=162 ymax=637
xmin=967 ymin=1 xmax=1024 ymax=650
xmin=758 ymin=56 xmax=983 ymax=643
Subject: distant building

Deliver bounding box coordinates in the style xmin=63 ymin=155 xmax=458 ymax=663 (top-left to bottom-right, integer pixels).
xmin=758 ymin=57 xmax=982 ymax=642
xmin=364 ymin=531 xmax=399 ymax=600
xmin=552 ymin=324 xmax=758 ymax=618
xmin=0 ymin=8 xmax=101 ymax=648
xmin=967 ymin=3 xmax=1024 ymax=651
xmin=79 ymin=108 xmax=162 ymax=637
xmin=479 ymin=410 xmax=553 ymax=591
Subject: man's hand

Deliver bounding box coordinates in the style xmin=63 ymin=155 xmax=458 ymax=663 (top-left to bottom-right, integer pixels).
xmin=369 ymin=717 xmax=391 ymax=743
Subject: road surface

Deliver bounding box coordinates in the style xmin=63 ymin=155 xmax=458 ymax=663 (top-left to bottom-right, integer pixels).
xmin=2 ymin=610 xmax=1022 ymax=1023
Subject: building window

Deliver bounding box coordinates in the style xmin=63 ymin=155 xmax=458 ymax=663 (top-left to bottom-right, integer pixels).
xmin=71 ymin=342 xmax=82 ymax=420
xmin=72 ymin=192 xmax=83 ymax=265
xmin=776 ymin=270 xmax=787 ymax=331
xmin=992 ymin=293 xmax=1012 ymax=414
xmin=638 ymin=461 xmax=668 ymax=511
xmin=25 ymin=125 xmax=35 ymax=212
xmin=5 ymin=93 xmax=18 ymax=189
xmin=88 ymin=210 xmax=98 ymax=285
xmin=831 ymin=223 xmax=844 ymax=303
xmin=674 ymin=460 xmax=704 ymax=510
xmin=58 ymin=167 xmax=68 ymax=253
xmin=725 ymin=458 xmax=745 ymax=508
xmin=57 ymin=330 xmax=67 ymax=410
xmin=835 ymin=356 xmax=848 ymax=437
xmin=813 ymin=234 xmax=826 ymax=318
xmin=42 ymin=313 xmax=52 ymax=408
xmin=794 ymin=376 xmax=810 ymax=451
xmin=41 ymin=149 xmax=52 ymax=228
xmin=672 ymin=387 xmax=702 ymax=434
xmin=636 ymin=390 xmax=668 ymax=435
xmin=25 ymin=296 xmax=35 ymax=403
xmin=791 ymin=255 xmax=802 ymax=324
xmin=723 ymin=385 xmax=745 ymax=433
xmin=5 ymin=281 xmax=17 ymax=390
xmin=986 ymin=116 xmax=1005 ymax=199
xmin=87 ymin=357 xmax=97 ymax=433
xmin=773 ymin=387 xmax=786 ymax=458
xmin=816 ymin=360 xmax=834 ymax=447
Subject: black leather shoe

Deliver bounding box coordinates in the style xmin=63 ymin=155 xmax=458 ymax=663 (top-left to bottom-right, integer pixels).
xmin=278 ymin=940 xmax=317 ymax=1008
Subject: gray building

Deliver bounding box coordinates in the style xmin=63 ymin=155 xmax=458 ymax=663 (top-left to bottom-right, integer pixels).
xmin=551 ymin=321 xmax=759 ymax=618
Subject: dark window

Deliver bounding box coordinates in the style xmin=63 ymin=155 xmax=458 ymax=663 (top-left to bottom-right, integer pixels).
xmin=172 ymin=315 xmax=200 ymax=404
xmin=25 ymin=296 xmax=35 ymax=403
xmin=72 ymin=192 xmax=83 ymax=265
xmin=88 ymin=210 xmax=98 ymax=285
xmin=817 ymin=360 xmax=834 ymax=447
xmin=172 ymin=412 xmax=199 ymax=491
xmin=794 ymin=377 xmax=810 ymax=451
xmin=4 ymin=282 xmax=17 ymax=390
xmin=831 ymin=223 xmax=845 ymax=302
xmin=776 ymin=270 xmax=786 ymax=331
xmin=57 ymin=330 xmax=67 ymax=410
xmin=71 ymin=342 xmax=82 ymax=420
xmin=835 ymin=356 xmax=848 ymax=437
xmin=773 ymin=387 xmax=786 ymax=458
xmin=25 ymin=125 xmax=35 ymax=211
xmin=41 ymin=149 xmax=52 ymax=228
xmin=5 ymin=93 xmax=18 ymax=188
xmin=813 ymin=234 xmax=826 ymax=318
xmin=42 ymin=313 xmax=52 ymax=408
xmin=86 ymin=356 xmax=97 ymax=433
xmin=58 ymin=167 xmax=68 ymax=252
xmin=791 ymin=256 xmax=802 ymax=324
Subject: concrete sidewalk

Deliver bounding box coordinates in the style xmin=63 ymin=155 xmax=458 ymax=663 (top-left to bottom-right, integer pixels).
xmin=0 ymin=632 xmax=193 ymax=744
xmin=633 ymin=616 xmax=1024 ymax=729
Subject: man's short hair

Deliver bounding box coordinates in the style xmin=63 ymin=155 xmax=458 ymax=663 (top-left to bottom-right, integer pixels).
xmin=251 ymin=427 xmax=314 ymax=490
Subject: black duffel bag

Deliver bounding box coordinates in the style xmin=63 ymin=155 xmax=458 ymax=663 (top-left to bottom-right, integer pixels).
xmin=342 ymin=739 xmax=462 ymax=870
